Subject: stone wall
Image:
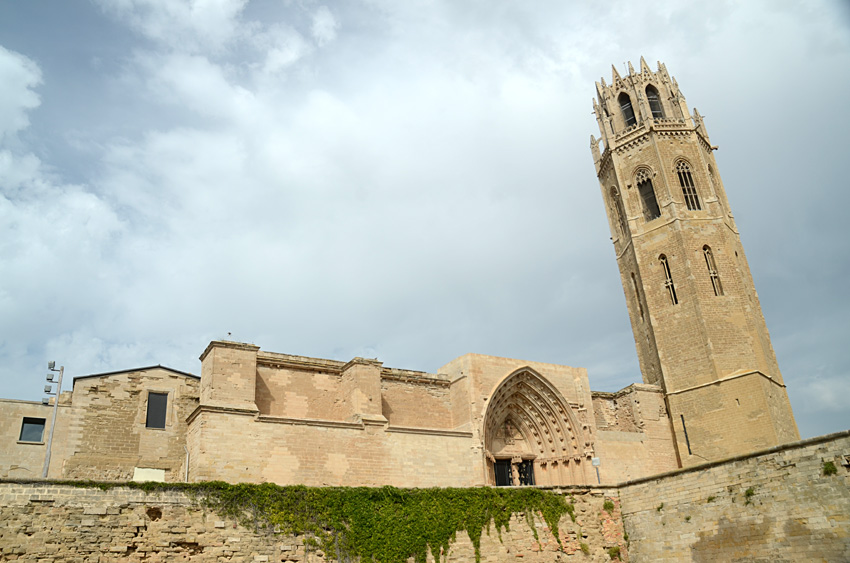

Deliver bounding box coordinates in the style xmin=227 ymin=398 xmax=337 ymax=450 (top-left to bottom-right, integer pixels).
xmin=0 ymin=398 xmax=72 ymax=480
xmin=0 ymin=367 xmax=198 ymax=482
xmin=63 ymin=368 xmax=199 ymax=482
xmin=620 ymin=430 xmax=850 ymax=562
xmin=2 ymin=432 xmax=848 ymax=561
xmin=0 ymin=482 xmax=627 ymax=562
xmin=591 ymin=384 xmax=679 ymax=484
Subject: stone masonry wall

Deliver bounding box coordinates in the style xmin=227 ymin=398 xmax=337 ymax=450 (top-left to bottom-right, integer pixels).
xmin=619 ymin=430 xmax=850 ymax=562
xmin=0 ymin=482 xmax=627 ymax=562
xmin=1 ymin=432 xmax=848 ymax=561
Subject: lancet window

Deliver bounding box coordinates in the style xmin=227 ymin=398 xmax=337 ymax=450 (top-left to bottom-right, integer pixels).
xmin=703 ymin=245 xmax=723 ymax=296
xmin=636 ymin=168 xmax=661 ymax=221
xmin=660 ymin=255 xmax=678 ymax=305
xmin=618 ymin=92 xmax=637 ymax=128
xmin=677 ymin=161 xmax=701 ymax=210
xmin=646 ymin=85 xmax=664 ymax=119
xmin=610 ymin=187 xmax=628 ymax=237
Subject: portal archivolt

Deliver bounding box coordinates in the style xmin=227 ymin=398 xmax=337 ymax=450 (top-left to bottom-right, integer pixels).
xmin=483 ymin=368 xmax=592 ymax=486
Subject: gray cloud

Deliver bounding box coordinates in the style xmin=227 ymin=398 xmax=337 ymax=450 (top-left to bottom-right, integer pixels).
xmin=0 ymin=0 xmax=847 ymax=439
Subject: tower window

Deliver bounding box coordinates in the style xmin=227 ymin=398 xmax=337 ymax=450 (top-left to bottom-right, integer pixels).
xmin=610 ymin=187 xmax=628 ymax=237
xmin=677 ymin=161 xmax=701 ymax=210
xmin=618 ymin=92 xmax=637 ymax=128
xmin=703 ymin=245 xmax=724 ymax=296
xmin=646 ymin=85 xmax=664 ymax=119
xmin=660 ymin=255 xmax=678 ymax=305
xmin=636 ymin=169 xmax=661 ymax=221
xmin=631 ymin=273 xmax=645 ymax=321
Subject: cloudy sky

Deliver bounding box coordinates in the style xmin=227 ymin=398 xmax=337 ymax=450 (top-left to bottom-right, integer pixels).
xmin=1 ymin=1 xmax=848 ymax=439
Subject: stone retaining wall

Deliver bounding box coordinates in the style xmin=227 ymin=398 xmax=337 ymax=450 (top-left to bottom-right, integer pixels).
xmin=0 ymin=483 xmax=626 ymax=562
xmin=620 ymin=430 xmax=850 ymax=562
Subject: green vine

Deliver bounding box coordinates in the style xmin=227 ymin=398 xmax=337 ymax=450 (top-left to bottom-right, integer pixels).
xmin=49 ymin=480 xmax=573 ymax=563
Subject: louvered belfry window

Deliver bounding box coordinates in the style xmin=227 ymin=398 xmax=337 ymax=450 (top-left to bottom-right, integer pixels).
xmin=636 ymin=169 xmax=661 ymax=221
xmin=646 ymin=85 xmax=664 ymax=119
xmin=619 ymin=92 xmax=637 ymax=127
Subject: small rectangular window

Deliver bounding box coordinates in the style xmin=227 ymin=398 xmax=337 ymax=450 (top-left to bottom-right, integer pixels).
xmin=19 ymin=417 xmax=46 ymax=442
xmin=146 ymin=392 xmax=168 ymax=429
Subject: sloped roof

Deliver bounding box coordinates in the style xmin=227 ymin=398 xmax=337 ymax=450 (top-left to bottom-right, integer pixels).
xmin=72 ymin=365 xmax=199 ymax=387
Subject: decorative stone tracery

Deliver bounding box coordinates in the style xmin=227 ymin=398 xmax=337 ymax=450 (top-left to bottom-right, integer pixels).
xmin=483 ymin=368 xmax=593 ymax=486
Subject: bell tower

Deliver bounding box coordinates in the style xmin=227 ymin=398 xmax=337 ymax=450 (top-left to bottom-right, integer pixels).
xmin=590 ymin=58 xmax=799 ymax=466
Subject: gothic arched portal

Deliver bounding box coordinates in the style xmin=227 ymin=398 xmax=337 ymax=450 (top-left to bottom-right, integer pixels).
xmin=482 ymin=368 xmax=593 ymax=486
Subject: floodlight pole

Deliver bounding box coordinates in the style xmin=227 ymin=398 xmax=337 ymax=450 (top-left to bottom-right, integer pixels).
xmin=42 ymin=364 xmax=64 ymax=479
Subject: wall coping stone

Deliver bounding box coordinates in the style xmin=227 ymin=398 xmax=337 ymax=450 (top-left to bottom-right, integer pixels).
xmin=616 ymin=429 xmax=850 ymax=488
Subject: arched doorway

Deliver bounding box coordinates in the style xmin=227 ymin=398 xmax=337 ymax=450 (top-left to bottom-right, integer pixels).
xmin=483 ymin=368 xmax=592 ymax=486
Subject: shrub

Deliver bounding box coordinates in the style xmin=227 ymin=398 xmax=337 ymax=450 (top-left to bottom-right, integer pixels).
xmin=608 ymin=546 xmax=621 ymax=560
xmin=603 ymin=499 xmax=615 ymax=513
xmin=823 ymin=461 xmax=838 ymax=476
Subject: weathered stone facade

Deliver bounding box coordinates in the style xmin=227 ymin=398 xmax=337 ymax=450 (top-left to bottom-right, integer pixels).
xmin=590 ymin=58 xmax=799 ymax=466
xmin=188 ymin=344 xmax=677 ymax=487
xmin=0 ymin=367 xmax=198 ymax=482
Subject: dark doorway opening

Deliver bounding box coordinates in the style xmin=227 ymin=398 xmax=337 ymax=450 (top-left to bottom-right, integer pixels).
xmin=494 ymin=459 xmax=512 ymax=486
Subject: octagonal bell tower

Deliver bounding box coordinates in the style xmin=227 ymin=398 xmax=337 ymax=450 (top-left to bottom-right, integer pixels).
xmin=590 ymin=58 xmax=799 ymax=466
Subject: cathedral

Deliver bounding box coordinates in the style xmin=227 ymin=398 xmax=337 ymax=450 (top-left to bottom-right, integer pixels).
xmin=0 ymin=60 xmax=799 ymax=487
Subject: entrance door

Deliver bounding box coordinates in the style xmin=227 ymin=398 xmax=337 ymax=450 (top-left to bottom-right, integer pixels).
xmin=494 ymin=459 xmax=512 ymax=486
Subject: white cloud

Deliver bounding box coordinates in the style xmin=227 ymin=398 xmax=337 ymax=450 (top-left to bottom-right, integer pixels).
xmin=93 ymin=0 xmax=249 ymax=52
xmin=138 ymin=52 xmax=257 ymax=121
xmin=0 ymin=46 xmax=41 ymax=143
xmin=311 ymin=6 xmax=339 ymax=47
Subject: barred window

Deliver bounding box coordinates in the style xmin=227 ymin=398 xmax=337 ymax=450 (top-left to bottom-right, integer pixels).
xmin=677 ymin=161 xmax=701 ymax=210
xmin=660 ymin=255 xmax=678 ymax=305
xmin=619 ymin=92 xmax=637 ymax=127
xmin=636 ymin=168 xmax=661 ymax=221
xmin=703 ymin=245 xmax=723 ymax=296
xmin=646 ymin=85 xmax=664 ymax=119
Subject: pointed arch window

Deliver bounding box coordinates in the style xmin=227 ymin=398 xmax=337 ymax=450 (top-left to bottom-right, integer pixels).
xmin=660 ymin=255 xmax=678 ymax=305
xmin=631 ymin=273 xmax=645 ymax=321
xmin=636 ymin=168 xmax=661 ymax=221
xmin=703 ymin=245 xmax=723 ymax=296
xmin=618 ymin=92 xmax=637 ymax=128
xmin=646 ymin=85 xmax=664 ymax=119
xmin=610 ymin=187 xmax=628 ymax=237
xmin=677 ymin=161 xmax=701 ymax=210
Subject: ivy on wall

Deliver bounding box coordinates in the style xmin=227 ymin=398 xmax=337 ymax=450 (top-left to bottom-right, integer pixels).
xmin=63 ymin=480 xmax=575 ymax=563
